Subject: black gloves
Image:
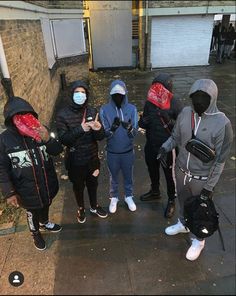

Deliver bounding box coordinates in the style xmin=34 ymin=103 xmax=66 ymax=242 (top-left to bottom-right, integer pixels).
xmin=156 ymin=147 xmax=168 ymax=168
xmin=121 ymin=119 xmax=133 ymax=133
xmin=111 ymin=117 xmax=133 ymax=134
xmin=110 ymin=117 xmax=120 ymax=132
xmin=200 ymin=188 xmax=213 ymax=200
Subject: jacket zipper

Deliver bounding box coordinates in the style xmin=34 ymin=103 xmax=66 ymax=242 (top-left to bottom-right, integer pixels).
xmin=23 ymin=138 xmax=43 ymax=207
xmin=37 ymin=147 xmax=51 ymax=204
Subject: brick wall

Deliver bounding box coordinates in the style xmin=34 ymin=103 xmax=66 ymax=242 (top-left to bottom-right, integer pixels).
xmin=24 ymin=1 xmax=83 ymax=9
xmin=0 ymin=20 xmax=88 ymax=130
xmin=148 ymin=1 xmax=236 ymax=8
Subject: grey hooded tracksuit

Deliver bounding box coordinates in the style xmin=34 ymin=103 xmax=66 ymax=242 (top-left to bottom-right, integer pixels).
xmin=162 ymin=79 xmax=233 ymax=236
xmin=100 ymin=80 xmax=138 ymax=199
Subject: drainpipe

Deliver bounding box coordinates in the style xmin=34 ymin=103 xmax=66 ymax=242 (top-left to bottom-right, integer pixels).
xmin=0 ymin=35 xmax=14 ymax=98
xmin=144 ymin=0 xmax=149 ymax=70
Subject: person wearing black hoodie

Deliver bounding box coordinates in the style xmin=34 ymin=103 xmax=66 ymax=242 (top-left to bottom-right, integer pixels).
xmin=0 ymin=97 xmax=63 ymax=251
xmin=139 ymin=73 xmax=183 ymax=218
xmin=56 ymin=80 xmax=107 ymax=223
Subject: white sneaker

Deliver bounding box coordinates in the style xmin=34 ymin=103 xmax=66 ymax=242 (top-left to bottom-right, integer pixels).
xmin=165 ymin=219 xmax=190 ymax=235
xmin=109 ymin=197 xmax=119 ymax=213
xmin=186 ymin=239 xmax=205 ymax=261
xmin=124 ymin=196 xmax=137 ymax=212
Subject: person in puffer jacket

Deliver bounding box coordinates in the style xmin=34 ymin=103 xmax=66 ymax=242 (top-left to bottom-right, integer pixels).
xmin=99 ymin=80 xmax=138 ymax=214
xmin=56 ymin=80 xmax=107 ymax=223
xmin=138 ymin=73 xmax=183 ymax=218
xmin=158 ymin=79 xmax=233 ymax=261
xmin=0 ymin=96 xmax=63 ymax=251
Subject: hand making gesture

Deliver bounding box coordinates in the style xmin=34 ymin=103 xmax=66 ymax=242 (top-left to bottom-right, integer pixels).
xmin=87 ymin=113 xmax=102 ymax=131
xmin=81 ymin=117 xmax=91 ymax=132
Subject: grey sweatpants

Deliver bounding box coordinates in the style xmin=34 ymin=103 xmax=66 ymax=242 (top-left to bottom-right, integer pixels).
xmin=175 ymin=166 xmax=208 ymax=240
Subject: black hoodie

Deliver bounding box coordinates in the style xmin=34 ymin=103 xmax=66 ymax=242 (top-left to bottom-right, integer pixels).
xmin=138 ymin=73 xmax=183 ymax=150
xmin=56 ymin=80 xmax=105 ymax=169
xmin=0 ymin=97 xmax=63 ymax=209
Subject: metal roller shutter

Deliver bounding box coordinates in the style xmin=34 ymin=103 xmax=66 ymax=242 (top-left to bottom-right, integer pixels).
xmin=151 ymin=15 xmax=214 ymax=68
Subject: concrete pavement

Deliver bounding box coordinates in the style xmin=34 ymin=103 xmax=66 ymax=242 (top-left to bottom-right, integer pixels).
xmin=0 ymin=55 xmax=235 ymax=295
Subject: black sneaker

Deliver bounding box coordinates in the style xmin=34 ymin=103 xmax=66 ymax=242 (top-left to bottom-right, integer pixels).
xmin=90 ymin=206 xmax=108 ymax=218
xmin=140 ymin=190 xmax=161 ymax=201
xmin=77 ymin=208 xmax=86 ymax=223
xmin=32 ymin=231 xmax=46 ymax=251
xmin=39 ymin=222 xmax=62 ymax=233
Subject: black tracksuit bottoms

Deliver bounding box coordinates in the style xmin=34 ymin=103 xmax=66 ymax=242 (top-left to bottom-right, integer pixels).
xmin=144 ymin=144 xmax=176 ymax=199
xmin=26 ymin=205 xmax=49 ymax=233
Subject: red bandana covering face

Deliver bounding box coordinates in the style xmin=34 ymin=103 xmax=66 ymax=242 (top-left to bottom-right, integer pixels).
xmin=13 ymin=113 xmax=42 ymax=142
xmin=147 ymin=83 xmax=173 ymax=110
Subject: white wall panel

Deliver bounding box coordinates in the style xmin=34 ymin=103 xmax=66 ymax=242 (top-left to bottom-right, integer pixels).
xmin=41 ymin=18 xmax=56 ymax=69
xmin=51 ymin=19 xmax=86 ymax=58
xmin=89 ymin=2 xmax=132 ymax=69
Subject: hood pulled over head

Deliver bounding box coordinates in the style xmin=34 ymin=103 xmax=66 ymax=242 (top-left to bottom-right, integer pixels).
xmin=3 ymin=96 xmax=38 ymax=127
xmin=189 ymin=79 xmax=219 ymax=115
xmin=109 ymin=80 xmax=128 ymax=108
xmin=70 ymin=80 xmax=89 ymax=109
xmin=152 ymin=73 xmax=173 ymax=91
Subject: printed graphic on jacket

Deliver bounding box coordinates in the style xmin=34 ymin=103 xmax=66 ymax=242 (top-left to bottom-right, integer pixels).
xmin=8 ymin=146 xmax=49 ymax=169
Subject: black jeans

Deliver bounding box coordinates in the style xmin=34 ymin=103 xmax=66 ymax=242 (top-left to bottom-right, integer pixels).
xmin=68 ymin=163 xmax=98 ymax=209
xmin=26 ymin=205 xmax=49 ymax=233
xmin=144 ymin=144 xmax=176 ymax=199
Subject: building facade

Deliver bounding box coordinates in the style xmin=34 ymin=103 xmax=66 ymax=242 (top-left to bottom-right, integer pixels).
xmin=84 ymin=0 xmax=235 ymax=70
xmin=0 ymin=0 xmax=88 ymax=128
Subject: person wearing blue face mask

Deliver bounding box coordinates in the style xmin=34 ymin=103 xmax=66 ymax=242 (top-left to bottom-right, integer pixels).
xmin=73 ymin=91 xmax=87 ymax=105
xmin=56 ymin=80 xmax=108 ymax=223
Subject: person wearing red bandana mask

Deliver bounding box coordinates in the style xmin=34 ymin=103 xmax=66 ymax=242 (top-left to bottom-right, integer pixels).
xmin=139 ymin=73 xmax=183 ymax=218
xmin=0 ymin=96 xmax=63 ymax=251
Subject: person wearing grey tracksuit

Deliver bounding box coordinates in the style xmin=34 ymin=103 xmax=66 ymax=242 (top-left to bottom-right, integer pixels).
xmin=100 ymin=80 xmax=138 ymax=214
xmin=158 ymin=79 xmax=233 ymax=261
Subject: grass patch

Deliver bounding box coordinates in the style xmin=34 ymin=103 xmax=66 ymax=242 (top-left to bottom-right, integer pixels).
xmin=0 ymin=197 xmax=21 ymax=225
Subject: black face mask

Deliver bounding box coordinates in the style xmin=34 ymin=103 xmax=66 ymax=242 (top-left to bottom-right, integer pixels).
xmin=112 ymin=94 xmax=124 ymax=109
xmin=191 ymin=92 xmax=211 ymax=116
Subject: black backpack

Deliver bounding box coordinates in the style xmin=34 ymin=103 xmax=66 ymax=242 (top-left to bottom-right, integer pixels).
xmin=184 ymin=195 xmax=219 ymax=239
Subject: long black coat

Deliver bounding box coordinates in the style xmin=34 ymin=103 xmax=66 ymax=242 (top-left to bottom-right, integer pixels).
xmin=0 ymin=97 xmax=63 ymax=209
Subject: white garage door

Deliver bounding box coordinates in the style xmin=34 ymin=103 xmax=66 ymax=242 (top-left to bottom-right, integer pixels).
xmin=151 ymin=15 xmax=214 ymax=68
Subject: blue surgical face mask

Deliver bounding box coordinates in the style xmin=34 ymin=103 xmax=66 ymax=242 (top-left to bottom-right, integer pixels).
xmin=73 ymin=92 xmax=87 ymax=105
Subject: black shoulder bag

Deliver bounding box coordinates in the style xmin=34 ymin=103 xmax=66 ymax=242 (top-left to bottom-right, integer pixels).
xmin=185 ymin=112 xmax=216 ymax=163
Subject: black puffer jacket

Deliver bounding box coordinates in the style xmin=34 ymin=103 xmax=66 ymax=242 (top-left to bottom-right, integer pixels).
xmin=139 ymin=74 xmax=183 ymax=151
xmin=0 ymin=97 xmax=63 ymax=209
xmin=56 ymin=80 xmax=105 ymax=169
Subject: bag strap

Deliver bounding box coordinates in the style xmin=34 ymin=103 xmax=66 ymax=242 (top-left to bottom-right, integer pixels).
xmin=217 ymin=225 xmax=226 ymax=251
xmin=191 ymin=111 xmax=195 ymax=138
xmin=157 ymin=110 xmax=172 ymax=135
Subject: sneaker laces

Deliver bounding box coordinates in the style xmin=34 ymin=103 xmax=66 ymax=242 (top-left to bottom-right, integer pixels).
xmin=110 ymin=198 xmax=118 ymax=206
xmin=44 ymin=222 xmax=55 ymax=229
xmin=125 ymin=196 xmax=134 ymax=203
xmin=191 ymin=238 xmax=204 ymax=248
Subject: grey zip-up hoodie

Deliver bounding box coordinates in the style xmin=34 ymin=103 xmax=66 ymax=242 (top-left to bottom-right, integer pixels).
xmin=162 ymin=79 xmax=233 ymax=191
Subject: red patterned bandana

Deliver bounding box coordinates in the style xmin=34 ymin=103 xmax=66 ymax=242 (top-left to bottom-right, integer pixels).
xmin=147 ymin=83 xmax=173 ymax=110
xmin=13 ymin=113 xmax=42 ymax=142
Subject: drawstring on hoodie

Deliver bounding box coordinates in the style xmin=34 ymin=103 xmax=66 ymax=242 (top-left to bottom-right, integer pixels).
xmin=115 ymin=107 xmax=124 ymax=121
